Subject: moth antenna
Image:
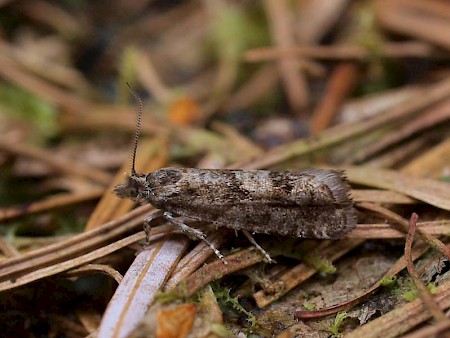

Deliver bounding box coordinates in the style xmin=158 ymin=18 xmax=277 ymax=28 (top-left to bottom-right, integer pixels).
xmin=125 ymin=82 xmax=143 ymax=176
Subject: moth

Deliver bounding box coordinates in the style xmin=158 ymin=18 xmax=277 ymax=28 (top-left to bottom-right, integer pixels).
xmin=115 ymin=84 xmax=357 ymax=263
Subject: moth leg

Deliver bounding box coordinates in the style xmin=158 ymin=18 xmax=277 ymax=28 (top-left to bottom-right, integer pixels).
xmin=242 ymin=229 xmax=275 ymax=263
xmin=143 ymin=210 xmax=165 ymax=243
xmin=163 ymin=212 xmax=227 ymax=264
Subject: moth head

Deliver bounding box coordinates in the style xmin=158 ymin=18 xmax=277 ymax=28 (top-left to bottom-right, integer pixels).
xmin=114 ymin=173 xmax=148 ymax=202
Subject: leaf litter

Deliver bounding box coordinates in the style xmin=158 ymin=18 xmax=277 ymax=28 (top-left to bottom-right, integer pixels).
xmin=0 ymin=1 xmax=449 ymax=337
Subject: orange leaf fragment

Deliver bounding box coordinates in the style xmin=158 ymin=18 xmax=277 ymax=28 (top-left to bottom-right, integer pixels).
xmin=156 ymin=304 xmax=197 ymax=338
xmin=168 ymin=96 xmax=200 ymax=126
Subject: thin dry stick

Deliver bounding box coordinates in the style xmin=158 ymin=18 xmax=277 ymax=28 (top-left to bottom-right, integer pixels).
xmin=0 ymin=237 xmax=20 ymax=257
xmin=358 ymin=202 xmax=450 ymax=260
xmin=347 ymin=221 xmax=450 ymax=239
xmin=0 ymin=37 xmax=89 ymax=91
xmin=136 ymin=51 xmax=172 ymax=104
xmin=405 ymin=213 xmax=446 ymax=322
xmin=264 ymin=0 xmax=309 ymax=113
xmin=225 ymin=64 xmax=279 ymax=112
xmin=351 ymin=189 xmax=417 ymax=204
xmin=295 ymin=241 xmax=429 ymax=319
xmin=295 ymin=0 xmax=348 ymax=44
xmin=254 ymin=239 xmax=364 ymax=308
xmin=165 ymin=230 xmax=232 ymax=290
xmin=402 ymin=137 xmax=450 ymax=177
xmin=60 ymin=106 xmax=167 ymax=135
xmin=65 ymin=264 xmax=123 ymax=284
xmin=0 ymin=49 xmax=89 ymax=112
xmin=0 ymin=229 xmax=172 ymax=292
xmin=233 ymin=76 xmax=450 ymax=169
xmin=351 ymin=97 xmax=450 ymax=163
xmin=0 ymin=188 xmax=104 ymax=223
xmin=345 ymin=166 xmax=450 ymax=210
xmin=0 ymin=205 xmax=153 ymax=279
xmin=199 ymin=1 xmax=240 ymax=122
xmin=311 ymin=62 xmax=359 ymax=134
xmin=374 ymin=0 xmax=450 ymax=51
xmin=364 ymin=137 xmax=428 ymax=168
xmin=401 ymin=319 xmax=450 ymax=338
xmin=0 ymin=139 xmax=111 ymax=185
xmin=175 ymin=248 xmax=265 ymax=298
xmin=344 ymin=274 xmax=450 ymax=338
xmin=0 ymin=231 xmax=146 ymax=292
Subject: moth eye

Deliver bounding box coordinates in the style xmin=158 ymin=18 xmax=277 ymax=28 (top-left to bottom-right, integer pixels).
xmin=128 ymin=187 xmax=138 ymax=198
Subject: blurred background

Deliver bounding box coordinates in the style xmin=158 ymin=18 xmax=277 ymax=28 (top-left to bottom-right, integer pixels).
xmin=1 ymin=0 xmax=448 ymax=151
xmin=1 ymin=0 xmax=450 ymax=337
xmin=1 ymin=0 xmax=449 ymax=167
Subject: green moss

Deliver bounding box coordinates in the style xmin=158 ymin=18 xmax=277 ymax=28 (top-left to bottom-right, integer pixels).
xmin=303 ymin=254 xmax=336 ymax=274
xmin=0 ymin=84 xmax=58 ymax=142
xmin=213 ymin=285 xmax=256 ymax=327
xmin=380 ymin=276 xmax=397 ymax=287
xmin=208 ymin=2 xmax=268 ymax=62
xmin=302 ymin=301 xmax=316 ymax=311
xmin=397 ymin=280 xmax=418 ymax=302
xmin=390 ymin=278 xmax=436 ymax=302
xmin=328 ymin=311 xmax=348 ymax=337
xmin=427 ymin=282 xmax=437 ymax=294
xmin=401 ymin=288 xmax=417 ymax=302
xmin=399 ymin=281 xmax=439 ymax=301
xmin=118 ymin=47 xmax=139 ymax=104
xmin=154 ymin=289 xmax=186 ymax=304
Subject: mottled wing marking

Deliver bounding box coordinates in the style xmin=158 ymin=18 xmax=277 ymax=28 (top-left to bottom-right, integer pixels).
xmin=144 ymin=168 xmax=357 ymax=239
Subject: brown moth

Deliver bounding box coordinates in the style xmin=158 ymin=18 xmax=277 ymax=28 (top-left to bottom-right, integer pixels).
xmin=115 ymin=84 xmax=357 ymax=263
